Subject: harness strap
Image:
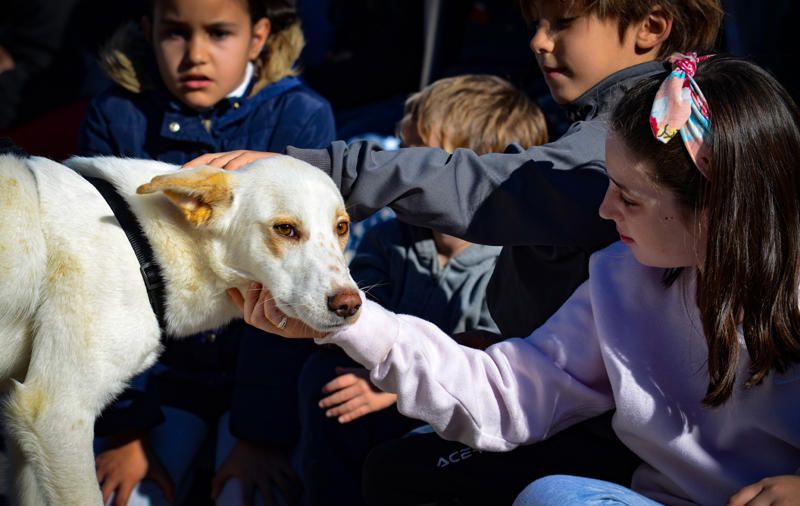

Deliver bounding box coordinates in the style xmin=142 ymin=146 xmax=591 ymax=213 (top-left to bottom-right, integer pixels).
xmin=85 ymin=176 xmax=168 ymax=335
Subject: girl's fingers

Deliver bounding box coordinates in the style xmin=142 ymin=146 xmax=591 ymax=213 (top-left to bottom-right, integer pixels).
xmin=234 ymin=282 xmax=330 ymax=339
xmin=226 ymin=288 xmax=245 ymax=312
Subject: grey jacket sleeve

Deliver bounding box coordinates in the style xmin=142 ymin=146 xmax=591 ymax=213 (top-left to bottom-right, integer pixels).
xmin=287 ymin=120 xmax=615 ymax=251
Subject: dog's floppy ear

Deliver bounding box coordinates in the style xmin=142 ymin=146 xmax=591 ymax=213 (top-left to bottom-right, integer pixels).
xmin=136 ymin=166 xmax=233 ymax=226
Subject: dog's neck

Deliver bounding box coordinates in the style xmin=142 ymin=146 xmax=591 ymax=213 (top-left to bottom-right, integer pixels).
xmin=135 ymin=197 xmax=247 ymax=336
xmin=87 ymin=167 xmax=247 ymax=337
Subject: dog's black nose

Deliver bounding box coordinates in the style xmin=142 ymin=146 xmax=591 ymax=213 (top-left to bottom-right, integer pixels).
xmin=327 ymin=289 xmax=361 ymax=318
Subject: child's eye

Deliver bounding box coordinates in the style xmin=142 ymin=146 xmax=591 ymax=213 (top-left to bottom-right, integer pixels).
xmin=619 ymin=193 xmax=637 ymax=208
xmin=554 ymin=17 xmax=576 ymax=30
xmin=209 ymin=29 xmax=231 ymax=40
xmin=163 ymin=28 xmax=189 ymax=40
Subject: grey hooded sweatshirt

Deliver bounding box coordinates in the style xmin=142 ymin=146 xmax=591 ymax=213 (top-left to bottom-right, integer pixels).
xmin=288 ymin=61 xmax=666 ymax=337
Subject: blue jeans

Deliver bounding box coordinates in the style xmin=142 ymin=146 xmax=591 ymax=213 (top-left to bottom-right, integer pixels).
xmin=513 ymin=475 xmax=662 ymax=506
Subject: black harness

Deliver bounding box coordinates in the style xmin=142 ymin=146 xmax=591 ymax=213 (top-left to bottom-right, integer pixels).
xmin=85 ymin=177 xmax=168 ymax=335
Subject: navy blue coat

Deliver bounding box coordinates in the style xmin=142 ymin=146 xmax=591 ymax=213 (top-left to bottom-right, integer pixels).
xmin=85 ymin=76 xmax=332 ymax=447
xmin=80 ymin=76 xmax=335 ymax=164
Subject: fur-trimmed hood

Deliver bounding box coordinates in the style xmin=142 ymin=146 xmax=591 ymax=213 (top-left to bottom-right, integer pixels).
xmin=99 ymin=21 xmax=305 ymax=96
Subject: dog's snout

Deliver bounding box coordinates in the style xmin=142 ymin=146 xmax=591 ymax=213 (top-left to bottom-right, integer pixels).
xmin=327 ymin=289 xmax=361 ymax=318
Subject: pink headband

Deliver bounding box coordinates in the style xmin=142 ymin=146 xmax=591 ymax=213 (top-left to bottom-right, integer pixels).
xmin=649 ymin=52 xmax=713 ymax=178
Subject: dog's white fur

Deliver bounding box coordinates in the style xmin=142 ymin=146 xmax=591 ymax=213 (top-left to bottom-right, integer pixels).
xmin=0 ymin=154 xmax=360 ymax=505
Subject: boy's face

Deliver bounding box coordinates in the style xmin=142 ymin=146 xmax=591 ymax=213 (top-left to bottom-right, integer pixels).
xmin=149 ymin=0 xmax=269 ymax=110
xmin=529 ymin=1 xmax=652 ymax=104
xmin=599 ymin=133 xmax=705 ymax=269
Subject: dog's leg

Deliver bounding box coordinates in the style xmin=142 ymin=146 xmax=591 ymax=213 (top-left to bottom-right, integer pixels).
xmin=2 ymin=427 xmax=46 ymax=506
xmin=4 ymin=378 xmax=102 ymax=506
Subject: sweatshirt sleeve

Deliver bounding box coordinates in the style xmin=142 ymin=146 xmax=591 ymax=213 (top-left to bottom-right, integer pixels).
xmin=287 ymin=120 xmax=615 ymax=251
xmin=321 ymin=283 xmax=615 ymax=452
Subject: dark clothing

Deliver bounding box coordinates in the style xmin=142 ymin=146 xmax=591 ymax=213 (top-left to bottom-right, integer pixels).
xmin=362 ymin=413 xmax=641 ymax=506
xmin=287 ymin=61 xmax=667 ymax=337
xmin=298 ymin=347 xmax=421 ymax=506
xmin=0 ymin=137 xmax=25 ymax=156
xmin=80 ymin=76 xmax=335 ymax=165
xmin=299 ymin=221 xmax=502 ymax=505
xmin=0 ymin=0 xmax=81 ymax=128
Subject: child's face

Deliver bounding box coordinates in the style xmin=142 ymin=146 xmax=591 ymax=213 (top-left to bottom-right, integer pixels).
xmin=599 ymin=133 xmax=705 ymax=269
xmin=149 ymin=0 xmax=269 ymax=110
xmin=529 ymin=1 xmax=653 ymax=104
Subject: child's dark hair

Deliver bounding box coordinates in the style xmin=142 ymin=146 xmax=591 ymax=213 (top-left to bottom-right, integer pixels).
xmin=520 ymin=0 xmax=723 ymax=57
xmin=611 ymin=56 xmax=800 ymax=407
xmin=147 ymin=0 xmax=297 ymax=29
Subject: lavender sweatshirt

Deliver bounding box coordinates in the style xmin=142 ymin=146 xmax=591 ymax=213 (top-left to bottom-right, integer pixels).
xmin=322 ymin=242 xmax=800 ymax=505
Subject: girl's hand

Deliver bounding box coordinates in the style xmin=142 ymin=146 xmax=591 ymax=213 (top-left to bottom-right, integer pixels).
xmin=728 ymin=475 xmax=800 ymax=505
xmin=319 ymin=367 xmax=397 ymax=423
xmin=227 ymin=282 xmax=328 ymax=339
xmin=183 ymin=150 xmax=276 ymax=170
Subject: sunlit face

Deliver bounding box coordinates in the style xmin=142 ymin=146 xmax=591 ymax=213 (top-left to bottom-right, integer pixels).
xmin=529 ymin=0 xmax=651 ymax=104
xmin=149 ymin=0 xmax=268 ymax=110
xmin=599 ymin=133 xmax=705 ymax=268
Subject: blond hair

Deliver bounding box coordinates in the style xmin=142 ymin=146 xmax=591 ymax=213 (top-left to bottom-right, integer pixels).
xmin=250 ymin=21 xmax=304 ymax=93
xmin=399 ymin=74 xmax=548 ymax=154
xmin=520 ymin=0 xmax=723 ymax=57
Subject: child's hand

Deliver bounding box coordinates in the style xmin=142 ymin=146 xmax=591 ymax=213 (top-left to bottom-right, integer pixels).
xmin=728 ymin=475 xmax=800 ymax=505
xmin=0 ymin=45 xmax=14 ymax=73
xmin=95 ymin=436 xmax=174 ymax=506
xmin=319 ymin=367 xmax=397 ymax=423
xmin=211 ymin=440 xmax=302 ymax=506
xmin=183 ymin=150 xmax=276 ymax=170
xmin=227 ymin=283 xmax=328 ymax=339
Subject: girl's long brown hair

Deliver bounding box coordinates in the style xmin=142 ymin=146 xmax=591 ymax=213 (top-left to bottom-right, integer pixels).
xmin=611 ymin=56 xmax=800 ymax=406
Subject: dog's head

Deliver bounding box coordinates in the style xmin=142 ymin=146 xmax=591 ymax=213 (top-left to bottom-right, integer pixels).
xmin=136 ymin=155 xmax=361 ymax=332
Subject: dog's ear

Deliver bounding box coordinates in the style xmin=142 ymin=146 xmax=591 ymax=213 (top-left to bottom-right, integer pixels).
xmin=136 ymin=166 xmax=233 ymax=226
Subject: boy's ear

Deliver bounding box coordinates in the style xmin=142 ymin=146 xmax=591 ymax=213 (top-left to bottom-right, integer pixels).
xmin=136 ymin=166 xmax=234 ymax=227
xmin=248 ymin=17 xmax=271 ymax=60
xmin=634 ymin=6 xmax=672 ymax=53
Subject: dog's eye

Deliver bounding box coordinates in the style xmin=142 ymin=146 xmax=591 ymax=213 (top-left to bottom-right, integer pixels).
xmin=336 ymin=221 xmax=349 ymax=236
xmin=274 ymin=224 xmax=298 ymax=238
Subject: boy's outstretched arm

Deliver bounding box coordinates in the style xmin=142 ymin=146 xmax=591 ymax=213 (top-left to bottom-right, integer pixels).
xmin=187 ymin=122 xmax=615 ymax=252
xmin=288 ymin=130 xmax=614 ymax=251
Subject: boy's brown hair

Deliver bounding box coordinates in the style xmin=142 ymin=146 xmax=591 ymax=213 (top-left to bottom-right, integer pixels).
xmin=398 ymin=74 xmax=548 ymax=155
xmin=520 ymin=0 xmax=723 ymax=57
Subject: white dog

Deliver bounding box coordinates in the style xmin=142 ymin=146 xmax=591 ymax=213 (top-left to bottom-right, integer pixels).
xmin=0 ymin=153 xmax=361 ymax=505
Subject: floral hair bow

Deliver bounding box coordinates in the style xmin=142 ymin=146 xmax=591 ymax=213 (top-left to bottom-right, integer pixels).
xmin=650 ymin=52 xmax=713 ymax=178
